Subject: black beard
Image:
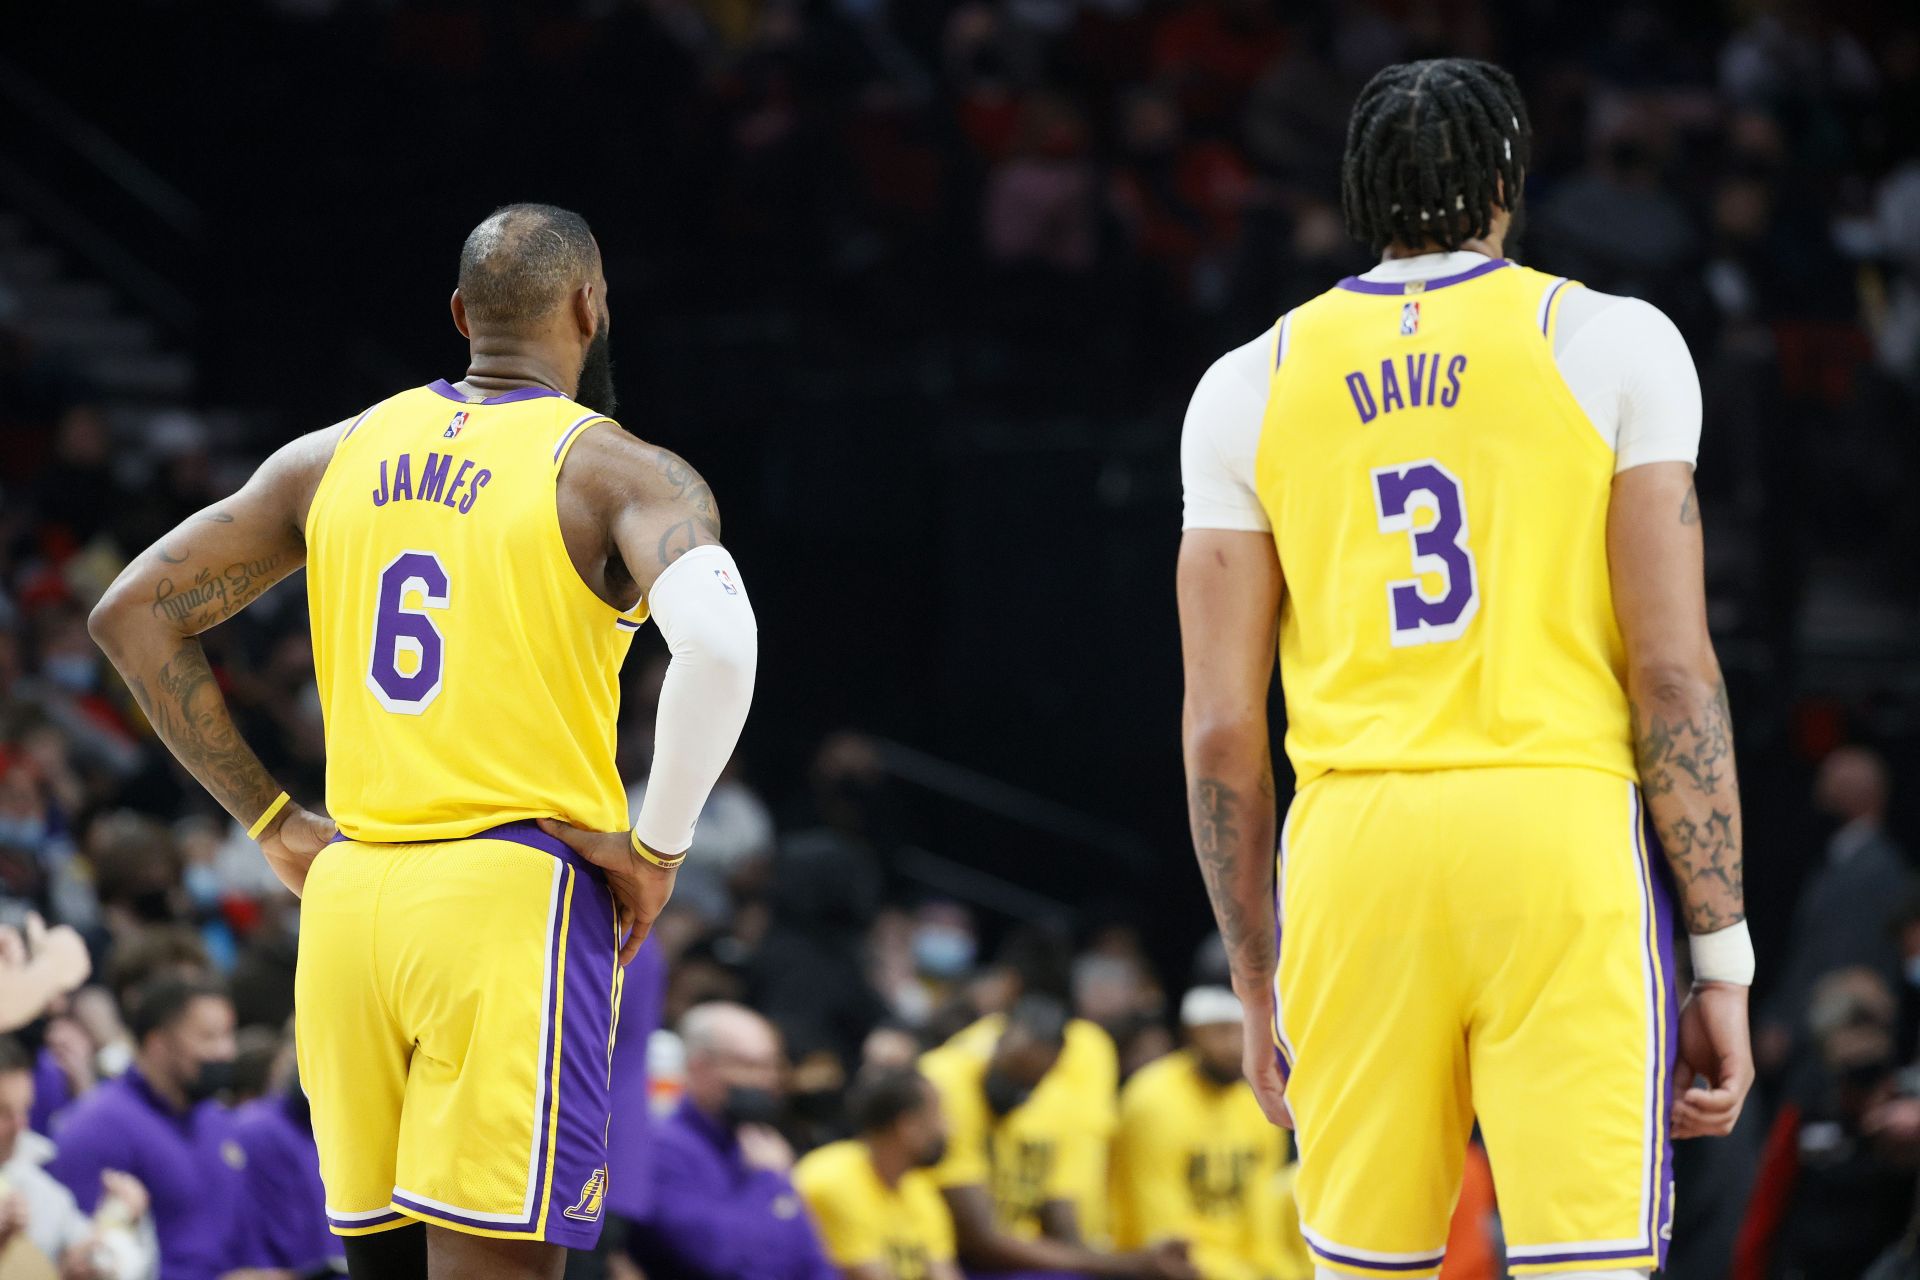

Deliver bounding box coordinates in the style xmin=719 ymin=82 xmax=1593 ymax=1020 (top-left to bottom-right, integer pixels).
xmin=575 ymin=328 xmax=617 ymax=417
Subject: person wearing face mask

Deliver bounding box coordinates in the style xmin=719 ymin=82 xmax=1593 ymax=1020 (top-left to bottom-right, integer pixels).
xmin=1111 ymin=989 xmax=1308 ymax=1280
xmin=627 ymin=1002 xmax=837 ymax=1280
xmin=794 ymin=1068 xmax=960 ymax=1280
xmin=45 ymin=974 xmax=257 ymax=1280
xmin=921 ymin=995 xmax=1194 ymax=1280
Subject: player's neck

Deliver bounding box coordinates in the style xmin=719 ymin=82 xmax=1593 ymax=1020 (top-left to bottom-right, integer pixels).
xmin=1381 ymin=233 xmax=1504 ymax=262
xmin=457 ymin=343 xmax=576 ymax=400
xmin=864 ymin=1137 xmax=910 ymax=1188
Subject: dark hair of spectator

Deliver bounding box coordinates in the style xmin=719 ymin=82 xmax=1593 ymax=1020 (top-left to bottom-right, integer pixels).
xmin=994 ymin=924 xmax=1074 ymax=1002
xmin=0 ymin=1036 xmax=29 ymax=1075
xmin=126 ymin=973 xmax=228 ymax=1043
xmin=1340 ymin=58 xmax=1531 ymax=253
xmin=457 ymin=204 xmax=600 ymax=332
xmin=104 ymin=925 xmax=212 ymax=1006
xmin=847 ymin=1067 xmax=931 ymax=1134
xmin=1006 ymin=993 xmax=1069 ymax=1048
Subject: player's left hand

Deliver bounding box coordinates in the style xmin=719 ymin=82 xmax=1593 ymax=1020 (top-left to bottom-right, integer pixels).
xmin=536 ymin=819 xmax=676 ymax=965
xmin=258 ymin=803 xmax=337 ymax=898
xmin=1672 ymin=980 xmax=1754 ymax=1139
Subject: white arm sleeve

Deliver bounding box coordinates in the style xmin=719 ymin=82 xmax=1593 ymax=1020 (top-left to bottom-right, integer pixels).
xmin=632 ymin=544 xmax=758 ymax=857
xmin=1180 ymin=328 xmax=1275 ymax=532
xmin=1553 ymin=290 xmax=1703 ymax=473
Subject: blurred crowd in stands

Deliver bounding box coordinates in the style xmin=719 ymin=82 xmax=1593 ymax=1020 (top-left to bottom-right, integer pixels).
xmin=5 ymin=0 xmax=1920 ymax=1277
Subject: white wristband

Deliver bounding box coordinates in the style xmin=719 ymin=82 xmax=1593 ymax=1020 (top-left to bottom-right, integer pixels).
xmin=1688 ymin=920 xmax=1754 ymax=986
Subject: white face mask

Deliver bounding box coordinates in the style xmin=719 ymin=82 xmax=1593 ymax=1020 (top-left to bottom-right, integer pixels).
xmin=96 ymin=1041 xmax=134 ymax=1079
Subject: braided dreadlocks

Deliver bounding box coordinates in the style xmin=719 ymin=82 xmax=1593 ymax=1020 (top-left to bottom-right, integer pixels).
xmin=1340 ymin=59 xmax=1531 ymax=254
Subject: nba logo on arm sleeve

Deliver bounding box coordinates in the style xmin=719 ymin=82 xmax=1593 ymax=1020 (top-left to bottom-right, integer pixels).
xmin=714 ymin=569 xmax=738 ymax=596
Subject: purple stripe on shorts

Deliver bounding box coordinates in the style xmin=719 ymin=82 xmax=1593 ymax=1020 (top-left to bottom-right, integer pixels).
xmin=329 ymin=1208 xmax=406 ymax=1231
xmin=1336 ymin=258 xmax=1510 ymax=295
xmin=390 ymin=1188 xmax=535 ymax=1233
xmin=427 ymin=378 xmax=565 ymax=405
xmin=544 ymin=853 xmax=620 ymax=1248
xmin=1305 ymin=1241 xmax=1445 ymax=1273
xmin=1510 ymin=1243 xmax=1657 ymax=1268
xmin=1639 ymin=795 xmax=1680 ymax=1267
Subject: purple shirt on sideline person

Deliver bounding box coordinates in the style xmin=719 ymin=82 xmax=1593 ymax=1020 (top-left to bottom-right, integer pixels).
xmin=232 ymin=1091 xmax=339 ymax=1273
xmin=627 ymin=1098 xmax=838 ymax=1280
xmin=45 ymin=1068 xmax=257 ymax=1280
xmin=30 ymin=1047 xmax=71 ymax=1135
xmin=607 ymin=935 xmax=667 ymax=1221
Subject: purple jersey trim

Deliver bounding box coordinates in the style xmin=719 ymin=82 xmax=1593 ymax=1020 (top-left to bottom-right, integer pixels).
xmin=427 ymin=378 xmax=566 ymax=405
xmin=614 ymin=618 xmax=642 ymax=631
xmin=1539 ymin=277 xmax=1572 ymax=335
xmin=1336 ymin=258 xmax=1510 ymax=295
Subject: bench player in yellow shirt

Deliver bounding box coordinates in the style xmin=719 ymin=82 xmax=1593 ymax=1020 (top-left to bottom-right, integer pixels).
xmin=1112 ymin=988 xmax=1309 ymax=1280
xmin=795 ymin=1068 xmax=959 ymax=1280
xmin=920 ymin=996 xmax=1191 ymax=1280
xmin=89 ymin=204 xmax=758 ymax=1280
xmin=1178 ymin=59 xmax=1753 ymax=1279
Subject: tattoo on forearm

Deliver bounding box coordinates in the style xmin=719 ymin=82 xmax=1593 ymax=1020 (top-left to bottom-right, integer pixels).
xmin=127 ymin=642 xmax=279 ymax=822
xmin=1189 ymin=767 xmax=1277 ymax=983
xmin=1633 ymin=680 xmax=1743 ymax=933
xmin=149 ymin=552 xmax=286 ymax=631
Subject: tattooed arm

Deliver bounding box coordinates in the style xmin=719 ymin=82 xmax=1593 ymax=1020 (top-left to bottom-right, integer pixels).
xmin=89 ymin=425 xmax=344 ymax=893
xmin=541 ymin=428 xmax=756 ymax=963
xmin=1176 ymin=527 xmax=1286 ymax=1125
xmin=1609 ymin=459 xmax=1753 ymax=1137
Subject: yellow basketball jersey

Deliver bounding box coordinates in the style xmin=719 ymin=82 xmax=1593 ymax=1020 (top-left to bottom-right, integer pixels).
xmin=1254 ymin=259 xmax=1633 ymax=786
xmin=305 ymin=381 xmax=645 ymax=842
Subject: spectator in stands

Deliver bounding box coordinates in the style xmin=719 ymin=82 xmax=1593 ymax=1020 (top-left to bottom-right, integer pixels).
xmin=1760 ymin=746 xmax=1912 ymax=1075
xmin=46 ymin=974 xmax=253 ymax=1280
xmin=0 ymin=1036 xmax=156 ymax=1279
xmin=920 ymin=994 xmax=1190 ymax=1279
xmin=231 ymin=1029 xmax=335 ymax=1275
xmin=795 ymin=1067 xmax=958 ymax=1280
xmin=0 ymin=913 xmax=90 ymax=1033
xmin=627 ymin=1002 xmax=837 ymax=1280
xmin=1111 ymin=987 xmax=1307 ymax=1280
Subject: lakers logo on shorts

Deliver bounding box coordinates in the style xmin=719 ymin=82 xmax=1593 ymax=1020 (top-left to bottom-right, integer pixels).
xmin=562 ymin=1168 xmax=606 ymax=1222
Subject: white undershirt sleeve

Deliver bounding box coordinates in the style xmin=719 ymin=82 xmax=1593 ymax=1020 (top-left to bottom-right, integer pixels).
xmin=632 ymin=544 xmax=758 ymax=857
xmin=1553 ymin=290 xmax=1703 ymax=473
xmin=1180 ymin=328 xmax=1276 ymax=532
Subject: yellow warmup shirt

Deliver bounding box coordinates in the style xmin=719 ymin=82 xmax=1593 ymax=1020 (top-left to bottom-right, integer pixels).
xmin=1112 ymin=1050 xmax=1310 ymax=1280
xmin=795 ymin=1139 xmax=956 ymax=1280
xmin=938 ymin=1016 xmax=1119 ymax=1241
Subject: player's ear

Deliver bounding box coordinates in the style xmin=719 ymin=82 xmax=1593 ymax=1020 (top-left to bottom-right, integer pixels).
xmin=572 ymin=283 xmax=599 ymax=341
xmin=450 ymin=289 xmax=472 ymax=340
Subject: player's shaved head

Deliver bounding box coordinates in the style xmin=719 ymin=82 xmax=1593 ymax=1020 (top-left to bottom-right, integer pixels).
xmin=457 ymin=203 xmax=602 ymax=332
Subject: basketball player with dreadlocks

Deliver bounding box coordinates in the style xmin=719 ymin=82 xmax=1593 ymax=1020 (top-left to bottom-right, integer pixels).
xmin=1176 ymin=60 xmax=1752 ymax=1279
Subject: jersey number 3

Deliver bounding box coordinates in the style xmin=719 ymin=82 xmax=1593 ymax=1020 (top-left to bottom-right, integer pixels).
xmin=1371 ymin=460 xmax=1478 ymax=647
xmin=368 ymin=550 xmax=450 ymax=714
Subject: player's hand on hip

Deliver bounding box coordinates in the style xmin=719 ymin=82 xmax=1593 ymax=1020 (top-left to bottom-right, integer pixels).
xmin=258 ymin=804 xmax=337 ymax=898
xmin=1240 ymin=995 xmax=1293 ymax=1130
xmin=536 ymin=819 xmax=675 ymax=966
xmin=1672 ymin=980 xmax=1754 ymax=1139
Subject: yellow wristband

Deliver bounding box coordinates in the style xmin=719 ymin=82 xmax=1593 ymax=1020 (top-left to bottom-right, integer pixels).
xmin=247 ymin=791 xmax=292 ymax=840
xmin=630 ymin=828 xmax=686 ymax=870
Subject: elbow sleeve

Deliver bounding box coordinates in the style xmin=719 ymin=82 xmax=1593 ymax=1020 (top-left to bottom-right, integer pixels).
xmin=633 ymin=545 xmax=758 ymax=856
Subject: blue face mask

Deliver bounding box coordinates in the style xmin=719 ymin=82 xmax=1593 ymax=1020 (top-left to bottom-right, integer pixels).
xmin=184 ymin=863 xmax=221 ymax=908
xmin=912 ymin=926 xmax=975 ymax=979
xmin=0 ymin=814 xmax=48 ymax=850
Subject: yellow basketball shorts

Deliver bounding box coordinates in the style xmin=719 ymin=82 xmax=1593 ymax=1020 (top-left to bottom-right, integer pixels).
xmin=1273 ymin=768 xmax=1676 ymax=1277
xmin=295 ymin=821 xmax=623 ymax=1249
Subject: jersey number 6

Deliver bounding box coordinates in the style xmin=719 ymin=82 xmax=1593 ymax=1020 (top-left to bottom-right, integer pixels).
xmin=368 ymin=550 xmax=450 ymax=714
xmin=1371 ymin=460 xmax=1478 ymax=647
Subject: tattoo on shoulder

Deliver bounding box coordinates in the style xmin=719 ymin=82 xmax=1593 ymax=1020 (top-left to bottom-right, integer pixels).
xmin=1680 ymin=484 xmax=1700 ymax=526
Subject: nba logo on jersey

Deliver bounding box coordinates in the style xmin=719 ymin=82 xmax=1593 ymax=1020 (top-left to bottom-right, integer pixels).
xmin=1399 ymin=301 xmax=1420 ymax=336
xmin=714 ymin=568 xmax=738 ymax=596
xmin=444 ymin=411 xmax=468 ymax=439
